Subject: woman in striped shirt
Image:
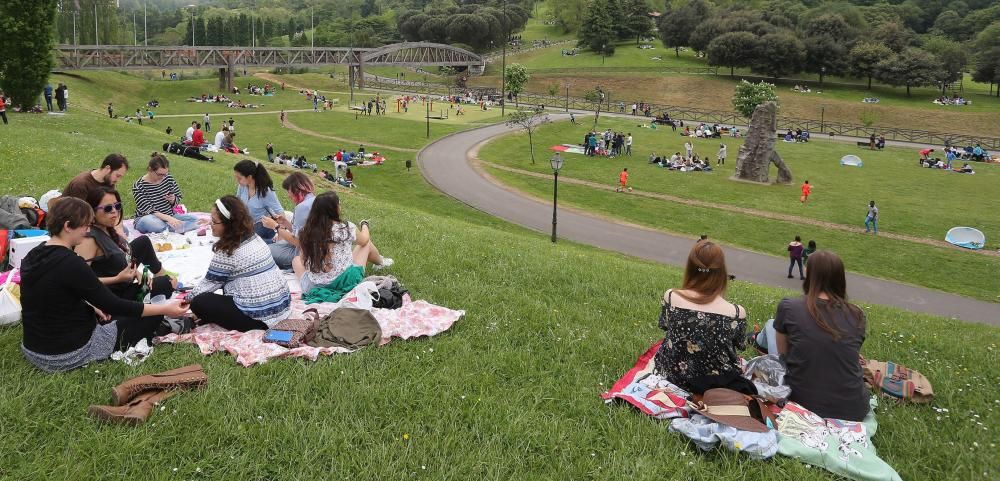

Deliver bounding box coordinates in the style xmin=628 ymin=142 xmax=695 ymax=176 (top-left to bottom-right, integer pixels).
xmin=132 ymin=153 xmax=202 ymax=233
xmin=188 ymin=196 xmax=290 ymax=331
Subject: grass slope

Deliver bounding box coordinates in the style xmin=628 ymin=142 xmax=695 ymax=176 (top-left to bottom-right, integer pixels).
xmin=0 ymin=75 xmax=997 ymax=481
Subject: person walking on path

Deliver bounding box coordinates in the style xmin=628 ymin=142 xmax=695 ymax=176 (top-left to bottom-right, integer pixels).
xmin=0 ymin=92 xmax=8 ymax=125
xmin=869 ymin=133 xmax=876 ymax=150
xmin=684 ymin=141 xmax=694 ymax=160
xmin=864 ymin=201 xmax=879 ymax=235
xmin=616 ymin=168 xmax=631 ymax=193
xmin=63 ymin=85 xmax=69 ymax=111
xmin=625 ymin=133 xmax=633 ymax=156
xmin=279 ymin=110 xmax=286 ymax=127
xmin=787 ymin=236 xmax=805 ymax=280
xmin=266 ymin=142 xmax=274 ymax=163
xmin=44 ymin=84 xmax=53 ymax=112
xmin=800 ymin=180 xmax=811 ymax=204
xmin=203 ymin=113 xmax=211 ymax=132
xmin=803 ymin=240 xmax=817 ymax=264
xmin=107 ymin=103 xmax=114 ymax=118
xmin=717 ymin=144 xmax=727 ymax=166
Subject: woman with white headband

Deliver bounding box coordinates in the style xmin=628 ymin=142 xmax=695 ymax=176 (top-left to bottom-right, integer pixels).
xmin=187 ymin=196 xmax=291 ymax=331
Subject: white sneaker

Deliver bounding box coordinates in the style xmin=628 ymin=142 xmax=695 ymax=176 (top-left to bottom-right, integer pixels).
xmin=372 ymin=257 xmax=394 ymax=271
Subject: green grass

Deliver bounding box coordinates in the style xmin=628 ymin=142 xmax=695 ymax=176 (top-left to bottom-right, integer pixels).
xmin=0 ymin=73 xmax=997 ymax=481
xmin=484 ymin=38 xmax=707 ymax=75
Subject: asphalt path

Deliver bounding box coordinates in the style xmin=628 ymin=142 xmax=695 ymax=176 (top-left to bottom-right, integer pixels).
xmin=418 ymin=121 xmax=1000 ymax=327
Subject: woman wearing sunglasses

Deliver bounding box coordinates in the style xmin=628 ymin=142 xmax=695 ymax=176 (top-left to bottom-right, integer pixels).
xmin=75 ymin=187 xmax=176 ymax=303
xmin=132 ymin=153 xmax=202 ymax=234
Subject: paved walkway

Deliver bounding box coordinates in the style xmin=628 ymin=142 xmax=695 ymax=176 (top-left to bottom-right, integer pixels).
xmin=418 ymin=121 xmax=1000 ymax=326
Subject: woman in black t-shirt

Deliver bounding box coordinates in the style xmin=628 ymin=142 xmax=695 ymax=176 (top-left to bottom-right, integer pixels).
xmin=771 ymin=251 xmax=870 ymax=421
xmin=19 ymin=197 xmax=189 ymax=373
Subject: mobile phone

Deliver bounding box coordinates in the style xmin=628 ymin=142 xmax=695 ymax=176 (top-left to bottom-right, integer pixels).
xmin=263 ymin=329 xmax=294 ymax=343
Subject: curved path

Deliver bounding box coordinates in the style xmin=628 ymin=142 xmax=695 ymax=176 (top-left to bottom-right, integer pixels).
xmin=419 ymin=121 xmax=1000 ymax=326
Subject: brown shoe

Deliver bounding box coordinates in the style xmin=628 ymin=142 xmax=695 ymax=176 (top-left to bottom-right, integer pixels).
xmin=89 ymin=389 xmax=176 ymax=426
xmin=110 ymin=364 xmax=207 ymax=406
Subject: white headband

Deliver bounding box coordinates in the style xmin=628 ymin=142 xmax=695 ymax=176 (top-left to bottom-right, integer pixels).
xmin=215 ymin=199 xmax=231 ymax=219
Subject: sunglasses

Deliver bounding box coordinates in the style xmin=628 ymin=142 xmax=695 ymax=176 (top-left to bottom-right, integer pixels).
xmin=96 ymin=202 xmax=123 ymax=214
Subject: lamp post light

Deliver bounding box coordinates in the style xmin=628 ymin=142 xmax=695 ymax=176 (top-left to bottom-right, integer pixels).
xmin=601 ymin=44 xmax=606 ymax=65
xmin=820 ymin=66 xmax=825 ymax=87
xmin=820 ymin=104 xmax=825 ymax=133
xmin=550 ymin=152 xmax=564 ymax=243
xmin=426 ymin=75 xmax=431 ymax=138
xmin=186 ymin=4 xmax=196 ymax=47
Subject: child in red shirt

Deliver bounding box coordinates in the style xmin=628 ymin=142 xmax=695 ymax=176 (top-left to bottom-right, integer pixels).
xmin=616 ymin=168 xmax=631 ymax=192
xmin=800 ymin=180 xmax=811 ymax=203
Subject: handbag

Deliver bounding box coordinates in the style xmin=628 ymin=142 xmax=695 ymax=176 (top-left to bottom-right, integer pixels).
xmin=862 ymin=358 xmax=934 ymax=403
xmin=0 ymin=268 xmax=21 ymax=326
xmin=265 ymin=308 xmax=319 ymax=348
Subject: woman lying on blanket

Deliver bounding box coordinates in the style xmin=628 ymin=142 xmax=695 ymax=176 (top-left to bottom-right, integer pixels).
xmin=753 ymin=251 xmax=869 ymax=421
xmin=653 ymin=240 xmax=748 ymax=395
xmin=233 ymin=159 xmax=284 ymax=244
xmin=19 ymin=197 xmax=189 ymax=373
xmin=132 ymin=153 xmax=202 ymax=234
xmin=293 ymin=192 xmax=393 ymax=299
xmin=188 ymin=196 xmax=291 ymax=332
xmin=75 ymin=187 xmax=177 ymax=302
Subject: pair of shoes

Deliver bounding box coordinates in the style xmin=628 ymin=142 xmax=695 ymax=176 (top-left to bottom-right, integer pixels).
xmin=154 ymin=316 xmax=195 ymax=337
xmin=88 ymin=364 xmax=207 ymax=425
xmin=800 ymin=277 xmax=805 ymax=280
xmin=372 ymin=257 xmax=394 ymax=271
xmin=787 ymin=274 xmax=794 ymax=279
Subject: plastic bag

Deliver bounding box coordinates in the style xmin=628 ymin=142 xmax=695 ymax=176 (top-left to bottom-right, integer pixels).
xmin=0 ymin=268 xmax=22 ymax=326
xmin=744 ymin=354 xmax=791 ymax=402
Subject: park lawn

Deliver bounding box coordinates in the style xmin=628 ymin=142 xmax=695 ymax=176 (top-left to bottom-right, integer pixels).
xmin=285 ymin=107 xmax=487 ymax=151
xmin=484 ymin=165 xmax=1000 ymax=303
xmin=517 ymin=1 xmax=575 ymax=42
xmin=483 ymin=38 xmax=707 ymax=75
xmin=478 ymin=117 xmax=1000 ymax=242
xmin=0 ymin=107 xmax=998 ymax=481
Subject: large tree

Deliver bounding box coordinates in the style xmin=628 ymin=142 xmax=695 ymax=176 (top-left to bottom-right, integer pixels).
xmin=504 ymin=63 xmax=530 ymax=106
xmin=577 ymin=0 xmax=615 ymax=55
xmin=620 ymin=0 xmax=654 ymax=45
xmin=922 ymin=36 xmax=969 ymax=90
xmin=875 ymin=48 xmax=942 ymax=97
xmin=658 ymin=0 xmax=711 ymax=57
xmin=970 ymin=47 xmax=1000 ymax=97
xmin=706 ymin=31 xmax=759 ymax=76
xmin=848 ymin=42 xmax=894 ymax=90
xmin=750 ymin=31 xmax=806 ymax=79
xmin=870 ymin=21 xmax=915 ymax=53
xmin=0 ymin=0 xmax=58 ymax=108
xmin=804 ymin=34 xmax=847 ymax=85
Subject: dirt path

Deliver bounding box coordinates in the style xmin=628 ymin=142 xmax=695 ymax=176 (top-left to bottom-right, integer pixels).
xmin=478 ymin=160 xmax=999 ymax=257
xmin=282 ymin=115 xmax=419 ymax=153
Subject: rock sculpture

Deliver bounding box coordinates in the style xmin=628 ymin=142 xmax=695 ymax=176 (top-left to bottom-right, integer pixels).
xmin=733 ymin=101 xmax=793 ymax=184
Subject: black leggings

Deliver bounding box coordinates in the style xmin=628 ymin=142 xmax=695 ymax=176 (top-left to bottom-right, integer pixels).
xmin=0 ymin=111 xmax=7 ymax=124
xmin=130 ymin=236 xmax=163 ymax=273
xmin=189 ymin=292 xmax=268 ymax=332
xmin=114 ymin=315 xmax=163 ymax=350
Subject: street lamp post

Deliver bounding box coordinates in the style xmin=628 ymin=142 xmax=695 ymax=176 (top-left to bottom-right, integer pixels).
xmin=820 ymin=104 xmax=825 ymax=133
xmin=601 ymin=44 xmax=606 ymax=65
xmin=426 ymin=75 xmax=431 ymax=138
xmin=550 ymin=153 xmax=564 ymax=243
xmin=500 ymin=1 xmax=508 ymax=117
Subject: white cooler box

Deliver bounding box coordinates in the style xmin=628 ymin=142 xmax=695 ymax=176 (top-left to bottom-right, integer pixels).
xmin=9 ymin=235 xmax=50 ymax=269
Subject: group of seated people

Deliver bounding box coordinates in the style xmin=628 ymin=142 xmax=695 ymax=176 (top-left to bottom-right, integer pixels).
xmin=649 ymin=152 xmax=713 ymax=171
xmin=950 ymin=143 xmax=992 ymax=162
xmin=791 ymin=84 xmax=812 ymax=93
xmin=652 ymin=241 xmax=871 ymax=422
xmin=862 ymin=97 xmax=880 ymax=104
xmin=187 ymin=94 xmax=232 ymax=103
xmin=685 ymin=123 xmax=725 ymax=139
xmin=933 ymin=95 xmax=969 ymax=106
xmin=782 ymin=129 xmax=811 ymax=143
xmin=246 ymin=83 xmax=274 ymax=96
xmin=271 ymin=152 xmax=317 ymax=171
xmin=19 ymin=154 xmax=394 ymax=373
xmin=319 ymin=168 xmax=355 ymax=188
xmin=226 ymin=100 xmax=260 ymax=109
xmin=919 ymin=147 xmax=976 ymax=173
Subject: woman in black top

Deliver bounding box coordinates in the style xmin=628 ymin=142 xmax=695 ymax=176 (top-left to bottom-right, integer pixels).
xmin=19 ymin=197 xmax=189 ymax=372
xmin=772 ymin=251 xmax=869 ymax=421
xmin=75 ymin=187 xmax=175 ymax=302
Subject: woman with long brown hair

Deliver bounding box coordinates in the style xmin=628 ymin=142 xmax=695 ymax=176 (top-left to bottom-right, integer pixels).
xmin=293 ymin=192 xmax=392 ymax=298
xmin=652 ymin=240 xmax=748 ymax=394
xmin=769 ymin=250 xmax=869 ymax=421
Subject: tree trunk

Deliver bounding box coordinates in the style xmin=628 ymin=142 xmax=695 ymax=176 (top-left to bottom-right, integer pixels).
xmin=819 ymin=72 xmax=824 ymax=86
xmin=867 ymin=75 xmax=872 ymax=90
xmin=730 ymin=66 xmax=734 ymax=76
xmin=675 ymin=46 xmax=679 ymax=58
xmin=528 ymin=131 xmax=535 ymax=164
xmin=906 ymin=84 xmax=911 ymax=97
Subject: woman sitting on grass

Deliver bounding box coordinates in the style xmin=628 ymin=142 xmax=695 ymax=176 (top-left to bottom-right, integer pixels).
xmin=76 ymin=187 xmax=176 ymax=302
xmin=653 ymin=240 xmax=748 ymax=394
xmin=754 ymin=251 xmax=869 ymax=421
xmin=233 ymin=159 xmax=284 ymax=244
xmin=132 ymin=153 xmax=201 ymax=234
xmin=294 ymin=192 xmax=393 ymax=299
xmin=188 ymin=196 xmax=290 ymax=332
xmin=19 ymin=197 xmax=189 ymax=373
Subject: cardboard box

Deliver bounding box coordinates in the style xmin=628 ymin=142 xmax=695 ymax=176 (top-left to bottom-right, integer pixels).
xmin=10 ymin=235 xmax=50 ymax=269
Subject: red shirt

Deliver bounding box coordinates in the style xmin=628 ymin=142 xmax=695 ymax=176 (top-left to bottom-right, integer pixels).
xmin=919 ymin=148 xmax=932 ymax=157
xmin=191 ymin=129 xmax=204 ymax=146
xmin=619 ymin=171 xmax=629 ymax=184
xmin=801 ymin=183 xmax=811 ymax=196
xmin=0 ymin=96 xmax=6 ymax=111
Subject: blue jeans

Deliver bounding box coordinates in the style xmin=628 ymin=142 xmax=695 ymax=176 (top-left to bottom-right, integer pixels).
xmin=254 ymin=222 xmax=276 ymax=244
xmin=865 ymin=216 xmax=878 ymax=234
xmin=269 ymin=241 xmax=297 ymax=270
xmin=754 ymin=319 xmax=779 ymax=355
xmin=134 ymin=214 xmax=200 ymax=234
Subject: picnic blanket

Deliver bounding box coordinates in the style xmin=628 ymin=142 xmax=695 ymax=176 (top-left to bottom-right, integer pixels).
xmin=124 ymin=214 xmax=464 ymax=366
xmin=549 ymin=144 xmax=587 ymax=155
xmin=602 ymin=340 xmax=902 ymax=481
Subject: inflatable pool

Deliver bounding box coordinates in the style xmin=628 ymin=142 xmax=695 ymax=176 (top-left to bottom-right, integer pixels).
xmin=945 ymin=227 xmax=986 ymax=250
xmin=840 ymin=155 xmax=863 ymax=167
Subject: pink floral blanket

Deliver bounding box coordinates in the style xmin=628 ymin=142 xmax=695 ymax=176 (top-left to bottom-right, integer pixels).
xmin=156 ymin=286 xmax=464 ymax=367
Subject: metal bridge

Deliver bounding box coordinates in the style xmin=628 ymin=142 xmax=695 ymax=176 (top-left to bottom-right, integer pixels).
xmin=53 ymin=42 xmax=484 ymax=90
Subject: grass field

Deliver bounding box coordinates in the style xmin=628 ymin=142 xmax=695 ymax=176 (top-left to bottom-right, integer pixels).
xmin=0 ymin=72 xmax=997 ymax=481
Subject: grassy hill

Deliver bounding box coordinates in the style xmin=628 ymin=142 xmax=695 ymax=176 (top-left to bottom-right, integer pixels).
xmin=0 ymin=72 xmax=997 ymax=481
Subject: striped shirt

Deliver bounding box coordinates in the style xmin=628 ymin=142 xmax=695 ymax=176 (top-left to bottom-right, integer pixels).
xmin=132 ymin=175 xmax=182 ymax=218
xmin=191 ymin=236 xmax=291 ymax=326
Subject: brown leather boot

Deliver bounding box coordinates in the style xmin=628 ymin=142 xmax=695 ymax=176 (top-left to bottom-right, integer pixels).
xmin=89 ymin=389 xmax=176 ymax=426
xmin=110 ymin=364 xmax=207 ymax=406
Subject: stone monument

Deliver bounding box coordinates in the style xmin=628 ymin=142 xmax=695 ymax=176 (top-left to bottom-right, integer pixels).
xmin=733 ymin=101 xmax=793 ymax=184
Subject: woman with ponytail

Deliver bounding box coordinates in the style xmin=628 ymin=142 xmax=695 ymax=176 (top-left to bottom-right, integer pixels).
xmin=188 ymin=196 xmax=290 ymax=332
xmin=233 ymin=159 xmax=284 ymax=243
xmin=757 ymin=251 xmax=868 ymax=421
xmin=652 ymin=240 xmax=748 ymax=395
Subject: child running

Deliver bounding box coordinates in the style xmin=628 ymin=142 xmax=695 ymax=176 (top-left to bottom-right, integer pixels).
xmin=800 ymin=180 xmax=811 ymax=204
xmin=616 ymin=168 xmax=631 ymax=192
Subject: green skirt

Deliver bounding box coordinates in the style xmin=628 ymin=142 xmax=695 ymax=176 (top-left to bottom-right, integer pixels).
xmin=303 ymin=265 xmax=365 ymax=304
